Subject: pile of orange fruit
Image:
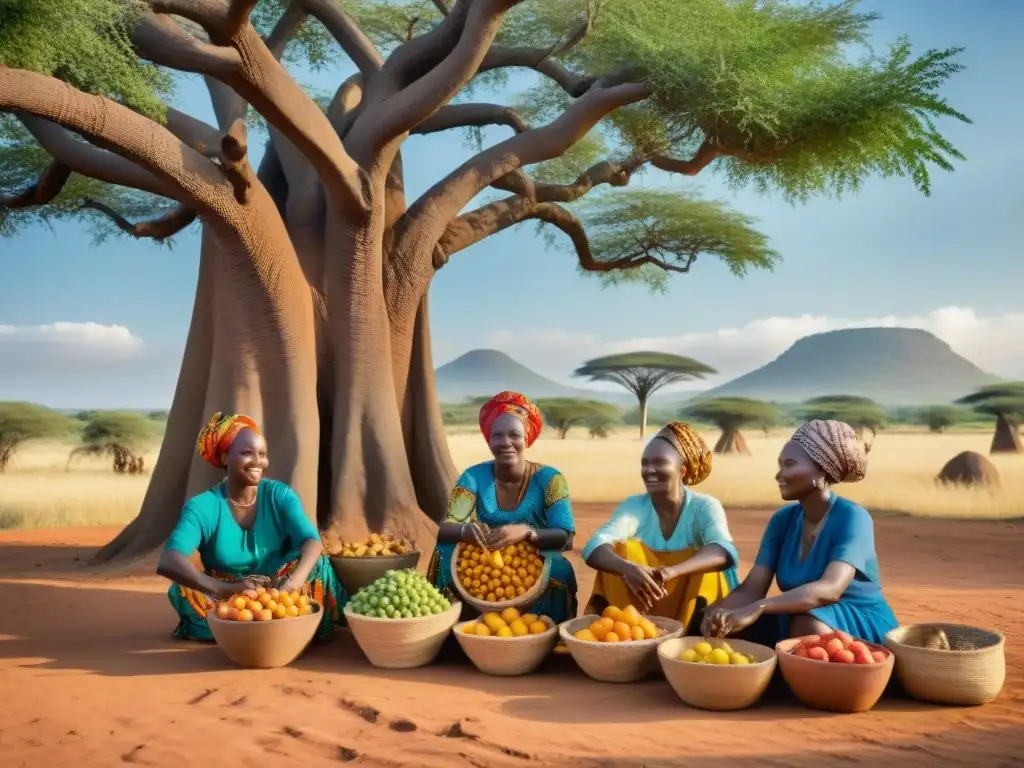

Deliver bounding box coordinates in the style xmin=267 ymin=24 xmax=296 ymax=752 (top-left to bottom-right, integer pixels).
xmin=460 ymin=607 xmax=551 ymax=637
xmin=573 ymin=605 xmax=661 ymax=643
xmin=211 ymin=585 xmax=315 ymax=622
xmin=456 ymin=542 xmax=544 ymax=603
xmin=324 ymin=532 xmax=415 ymax=558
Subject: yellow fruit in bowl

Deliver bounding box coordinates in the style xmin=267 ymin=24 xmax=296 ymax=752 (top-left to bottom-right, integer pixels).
xmin=680 ymin=648 xmax=698 ymax=662
xmin=482 ymin=613 xmax=507 ymax=632
xmin=500 ymin=607 xmax=521 ymax=624
xmin=496 ymin=626 xmax=514 ymax=638
xmin=509 ymin=619 xmax=529 ymax=637
xmin=474 ymin=623 xmax=492 ymax=637
xmin=528 ymin=620 xmax=547 ymax=635
xmin=730 ymin=652 xmax=752 ymax=665
xmin=521 ymin=613 xmax=538 ymax=625
xmin=574 ymin=629 xmax=597 ymax=642
xmin=708 ymin=648 xmax=731 ymax=665
xmin=461 ymin=622 xmax=479 ymax=634
xmin=694 ymin=641 xmax=713 ymax=657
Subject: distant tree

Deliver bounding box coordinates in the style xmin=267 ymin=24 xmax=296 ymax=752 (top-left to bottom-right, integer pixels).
xmin=916 ymin=405 xmax=968 ymax=434
xmin=683 ymin=398 xmax=781 ymax=455
xmin=74 ymin=410 xmax=99 ymax=422
xmin=67 ymin=412 xmax=159 ymax=474
xmin=799 ymin=395 xmax=887 ymax=442
xmin=147 ymin=410 xmax=169 ymax=421
xmin=574 ymin=353 xmax=716 ymax=437
xmin=955 ymin=383 xmax=1024 ymax=454
xmin=588 ymin=421 xmax=612 ymax=440
xmin=0 ymin=402 xmax=73 ymax=471
xmin=537 ymin=398 xmax=620 ymax=440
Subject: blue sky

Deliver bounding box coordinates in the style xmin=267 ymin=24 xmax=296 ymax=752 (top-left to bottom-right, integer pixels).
xmin=1 ymin=0 xmax=1023 ymax=408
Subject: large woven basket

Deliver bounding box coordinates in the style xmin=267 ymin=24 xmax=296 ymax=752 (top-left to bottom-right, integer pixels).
xmin=344 ymin=601 xmax=461 ymax=669
xmin=449 ymin=542 xmax=551 ymax=614
xmin=658 ymin=637 xmax=778 ymax=711
xmin=884 ymin=623 xmax=1005 ymax=706
xmin=330 ymin=552 xmax=421 ymax=596
xmin=559 ymin=614 xmax=684 ymax=683
xmin=208 ymin=602 xmax=321 ymax=669
xmin=776 ymin=637 xmax=894 ymax=713
xmin=454 ymin=617 xmax=558 ymax=676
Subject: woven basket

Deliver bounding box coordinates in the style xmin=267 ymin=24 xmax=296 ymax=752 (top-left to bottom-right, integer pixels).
xmin=776 ymin=637 xmax=894 ymax=713
xmin=208 ymin=602 xmax=321 ymax=669
xmin=449 ymin=542 xmax=551 ymax=614
xmin=559 ymin=614 xmax=684 ymax=683
xmin=330 ymin=552 xmax=421 ymax=596
xmin=658 ymin=637 xmax=778 ymax=711
xmin=884 ymin=623 xmax=1005 ymax=706
xmin=454 ymin=617 xmax=558 ymax=676
xmin=344 ymin=601 xmax=461 ymax=669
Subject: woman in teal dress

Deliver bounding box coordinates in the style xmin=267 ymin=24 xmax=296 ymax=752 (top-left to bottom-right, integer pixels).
xmin=702 ymin=419 xmax=898 ymax=645
xmin=158 ymin=412 xmax=346 ymax=641
xmin=426 ymin=391 xmax=578 ymax=623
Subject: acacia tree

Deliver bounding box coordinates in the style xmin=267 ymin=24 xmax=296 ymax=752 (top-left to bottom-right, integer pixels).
xmin=536 ymin=397 xmax=619 ymax=439
xmin=916 ymin=404 xmax=967 ymax=434
xmin=683 ymin=397 xmax=780 ymax=455
xmin=67 ymin=411 xmax=161 ymax=473
xmin=0 ymin=402 xmax=74 ymax=471
xmin=574 ymin=352 xmax=717 ymax=437
xmin=955 ymin=383 xmax=1024 ymax=454
xmin=0 ymin=0 xmax=968 ymax=564
xmin=798 ymin=395 xmax=886 ymax=443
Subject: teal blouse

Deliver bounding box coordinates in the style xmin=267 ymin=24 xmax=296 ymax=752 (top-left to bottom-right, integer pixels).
xmin=164 ymin=479 xmax=320 ymax=576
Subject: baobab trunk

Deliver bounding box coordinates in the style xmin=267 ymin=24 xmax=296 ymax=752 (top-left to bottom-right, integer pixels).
xmin=713 ymin=427 xmax=750 ymax=455
xmin=990 ymin=414 xmax=1023 ymax=454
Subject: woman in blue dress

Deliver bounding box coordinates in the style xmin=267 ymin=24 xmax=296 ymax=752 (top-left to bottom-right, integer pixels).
xmin=702 ymin=419 xmax=898 ymax=644
xmin=426 ymin=391 xmax=578 ymax=623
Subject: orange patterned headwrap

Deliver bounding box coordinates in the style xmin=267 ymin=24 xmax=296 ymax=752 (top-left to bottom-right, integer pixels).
xmin=653 ymin=421 xmax=713 ymax=486
xmin=196 ymin=412 xmax=261 ymax=468
xmin=479 ymin=391 xmax=543 ymax=448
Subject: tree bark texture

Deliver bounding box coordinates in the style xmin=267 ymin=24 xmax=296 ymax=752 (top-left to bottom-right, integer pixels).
xmin=713 ymin=427 xmax=751 ymax=456
xmin=990 ymin=414 xmax=1022 ymax=454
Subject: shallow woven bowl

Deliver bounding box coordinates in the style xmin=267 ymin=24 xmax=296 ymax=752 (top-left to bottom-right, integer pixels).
xmin=559 ymin=614 xmax=684 ymax=683
xmin=449 ymin=542 xmax=551 ymax=614
xmin=658 ymin=637 xmax=778 ymax=711
xmin=330 ymin=552 xmax=421 ymax=596
xmin=208 ymin=602 xmax=321 ymax=669
xmin=776 ymin=637 xmax=894 ymax=713
xmin=454 ymin=617 xmax=558 ymax=676
xmin=344 ymin=601 xmax=461 ymax=669
xmin=884 ymin=623 xmax=1005 ymax=706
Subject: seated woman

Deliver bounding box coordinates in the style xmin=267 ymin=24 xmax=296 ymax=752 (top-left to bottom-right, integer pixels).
xmin=158 ymin=412 xmax=346 ymax=641
xmin=581 ymin=421 xmax=739 ymax=634
xmin=702 ymin=419 xmax=898 ymax=645
xmin=426 ymin=391 xmax=578 ymax=624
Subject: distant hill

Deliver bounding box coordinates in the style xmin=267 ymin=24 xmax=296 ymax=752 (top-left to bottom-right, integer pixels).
xmin=697 ymin=327 xmax=1001 ymax=406
xmin=435 ymin=349 xmax=634 ymax=405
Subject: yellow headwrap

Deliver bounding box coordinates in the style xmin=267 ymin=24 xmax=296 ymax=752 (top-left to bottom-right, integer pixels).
xmin=196 ymin=412 xmax=261 ymax=468
xmin=653 ymin=421 xmax=712 ymax=486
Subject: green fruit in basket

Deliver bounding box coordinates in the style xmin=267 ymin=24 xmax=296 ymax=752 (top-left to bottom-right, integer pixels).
xmin=349 ymin=569 xmax=451 ymax=618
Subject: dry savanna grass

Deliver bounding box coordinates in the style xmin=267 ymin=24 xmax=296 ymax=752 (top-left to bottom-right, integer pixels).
xmin=0 ymin=428 xmax=1020 ymax=531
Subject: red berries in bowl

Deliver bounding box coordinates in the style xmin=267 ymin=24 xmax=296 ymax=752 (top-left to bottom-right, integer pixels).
xmin=789 ymin=631 xmax=890 ymax=664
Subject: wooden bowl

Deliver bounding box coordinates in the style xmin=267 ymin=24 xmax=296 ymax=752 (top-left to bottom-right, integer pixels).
xmin=559 ymin=614 xmax=683 ymax=683
xmin=344 ymin=601 xmax=461 ymax=669
xmin=658 ymin=637 xmax=778 ymax=711
xmin=776 ymin=637 xmax=894 ymax=712
xmin=454 ymin=617 xmax=558 ymax=676
xmin=208 ymin=603 xmax=321 ymax=669
xmin=329 ymin=552 xmax=421 ymax=596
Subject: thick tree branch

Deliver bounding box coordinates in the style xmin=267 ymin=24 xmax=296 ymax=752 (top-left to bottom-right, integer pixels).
xmin=492 ymin=158 xmax=637 ymax=202
xmin=132 ymin=14 xmax=241 ymax=77
xmin=265 ymin=1 xmax=309 ymax=58
xmin=347 ymin=0 xmax=523 ymax=164
xmin=301 ymin=0 xmax=384 ymax=74
xmin=650 ymin=141 xmax=721 ymax=175
xmin=79 ymin=199 xmax=198 ymax=240
xmin=0 ymin=160 xmax=72 ymax=210
xmin=18 ymin=116 xmax=181 ymax=200
xmin=430 ymin=0 xmax=451 ymax=15
xmin=412 ymin=103 xmax=528 ymax=135
xmin=480 ymin=46 xmax=594 ymax=97
xmin=2 ymin=70 xmax=227 ymax=206
xmin=164 ymin=107 xmax=222 ymax=157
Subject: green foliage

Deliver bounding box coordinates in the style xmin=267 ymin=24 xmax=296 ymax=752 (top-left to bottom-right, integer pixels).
xmin=684 ymin=397 xmax=781 ymax=430
xmin=915 ymin=405 xmax=968 ymax=433
xmin=574 ymin=352 xmax=717 ymax=398
xmin=798 ymin=395 xmax=886 ymax=434
xmin=0 ymin=402 xmax=75 ymax=471
xmin=251 ymin=0 xmax=337 ymax=70
xmin=568 ymin=188 xmax=780 ymax=291
xmin=147 ymin=410 xmax=169 ymax=421
xmin=345 ymin=0 xmax=444 ymax=51
xmin=67 ymin=410 xmax=160 ymax=468
xmin=536 ymin=397 xmax=620 ymax=439
xmin=0 ymin=0 xmax=171 ymax=118
xmin=955 ymin=383 xmax=1024 ymax=420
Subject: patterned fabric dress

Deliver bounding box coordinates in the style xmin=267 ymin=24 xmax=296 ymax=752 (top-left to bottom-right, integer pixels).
xmin=427 ymin=461 xmax=578 ymax=624
xmin=164 ymin=478 xmax=346 ymax=641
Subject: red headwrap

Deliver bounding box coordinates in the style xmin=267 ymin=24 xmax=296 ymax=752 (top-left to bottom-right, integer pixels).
xmin=478 ymin=391 xmax=543 ymax=447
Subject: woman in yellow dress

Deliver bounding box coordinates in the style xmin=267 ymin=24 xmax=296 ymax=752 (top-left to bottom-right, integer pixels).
xmin=581 ymin=421 xmax=739 ymax=634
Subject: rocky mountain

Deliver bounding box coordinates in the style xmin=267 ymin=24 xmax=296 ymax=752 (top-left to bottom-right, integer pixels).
xmin=697 ymin=327 xmax=1000 ymax=406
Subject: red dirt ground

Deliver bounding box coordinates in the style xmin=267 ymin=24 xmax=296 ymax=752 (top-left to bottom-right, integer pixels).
xmin=0 ymin=504 xmax=1021 ymax=767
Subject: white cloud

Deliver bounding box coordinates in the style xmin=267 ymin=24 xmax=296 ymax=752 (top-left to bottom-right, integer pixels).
xmin=482 ymin=306 xmax=1024 ymax=390
xmin=0 ymin=321 xmax=144 ymax=354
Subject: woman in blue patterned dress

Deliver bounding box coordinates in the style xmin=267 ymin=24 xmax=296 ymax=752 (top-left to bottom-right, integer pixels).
xmin=426 ymin=391 xmax=578 ymax=623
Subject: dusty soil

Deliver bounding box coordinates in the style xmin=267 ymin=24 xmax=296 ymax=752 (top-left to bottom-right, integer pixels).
xmin=1 ymin=504 xmax=1021 ymax=767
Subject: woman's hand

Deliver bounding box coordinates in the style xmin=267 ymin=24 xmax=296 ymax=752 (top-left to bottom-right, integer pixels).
xmin=483 ymin=524 xmax=532 ymax=551
xmin=622 ymin=563 xmax=667 ymax=612
xmin=277 ymin=577 xmax=302 ymax=595
xmin=212 ymin=577 xmax=259 ymax=601
xmin=701 ymin=602 xmax=763 ymax=638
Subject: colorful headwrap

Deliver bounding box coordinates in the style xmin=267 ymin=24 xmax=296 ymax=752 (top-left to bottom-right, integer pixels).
xmin=653 ymin=421 xmax=713 ymax=486
xmin=478 ymin=391 xmax=543 ymax=448
xmin=790 ymin=419 xmax=867 ymax=484
xmin=196 ymin=412 xmax=261 ymax=468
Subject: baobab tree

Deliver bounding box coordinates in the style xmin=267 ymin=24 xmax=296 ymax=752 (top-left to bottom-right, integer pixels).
xmin=0 ymin=0 xmax=969 ymax=564
xmin=683 ymin=397 xmax=780 ymax=456
xmin=955 ymin=382 xmax=1024 ymax=454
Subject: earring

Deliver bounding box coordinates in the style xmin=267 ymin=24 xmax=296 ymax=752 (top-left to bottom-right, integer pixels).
xmin=812 ymin=477 xmax=822 ymax=490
